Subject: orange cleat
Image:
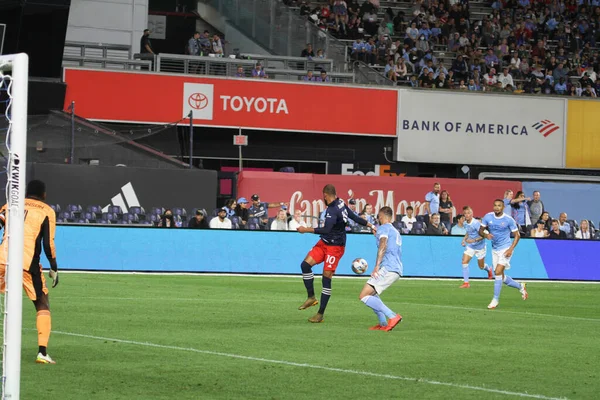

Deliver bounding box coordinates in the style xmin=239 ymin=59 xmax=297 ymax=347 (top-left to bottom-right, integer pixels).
xmin=369 ymin=324 xmax=385 ymax=330
xmin=383 ymin=314 xmax=403 ymax=332
xmin=487 ymin=269 xmax=493 ymax=279
xmin=459 ymin=282 xmax=471 ymax=289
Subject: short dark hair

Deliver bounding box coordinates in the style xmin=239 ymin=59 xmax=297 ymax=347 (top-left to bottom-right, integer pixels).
xmin=406 ymin=206 xmax=413 ymax=211
xmin=462 ymin=205 xmax=471 ymax=211
xmin=379 ymin=206 xmax=393 ymax=218
xmin=323 ymin=184 xmax=336 ymax=196
xmin=194 ymin=31 xmax=200 ymax=35
xmin=26 ymin=180 xmax=46 ymax=198
xmin=551 ymin=218 xmax=559 ymax=224
xmin=494 ymin=198 xmax=504 ymax=204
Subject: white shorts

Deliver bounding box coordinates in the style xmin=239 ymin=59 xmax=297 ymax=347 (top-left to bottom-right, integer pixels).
xmin=464 ymin=246 xmax=487 ymax=260
xmin=492 ymin=248 xmax=511 ymax=270
xmin=367 ymin=267 xmax=400 ymax=295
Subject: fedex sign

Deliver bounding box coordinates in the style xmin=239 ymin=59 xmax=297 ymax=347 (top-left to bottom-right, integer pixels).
xmin=341 ymin=163 xmax=405 ymax=177
xmin=63 ymin=69 xmax=398 ymax=137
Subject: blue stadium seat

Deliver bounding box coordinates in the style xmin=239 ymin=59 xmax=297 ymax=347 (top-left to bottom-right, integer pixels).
xmin=59 ymin=211 xmax=74 ymax=222
xmin=411 ymin=222 xmax=425 ymax=235
xmin=122 ymin=213 xmax=140 ymax=223
xmin=230 ymin=216 xmax=241 ymax=229
xmin=151 ymin=207 xmax=164 ymax=216
xmin=75 ymin=219 xmax=89 ymax=224
xmin=108 ymin=205 xmax=123 ymax=216
xmin=248 ymin=217 xmax=259 ymax=226
xmin=247 ymin=223 xmax=260 ymax=230
xmin=442 ymin=221 xmax=452 ymax=232
xmin=101 ymin=212 xmax=117 ymax=222
xmin=87 ymin=205 xmax=102 ymax=214
xmin=98 ymin=219 xmax=110 ymax=224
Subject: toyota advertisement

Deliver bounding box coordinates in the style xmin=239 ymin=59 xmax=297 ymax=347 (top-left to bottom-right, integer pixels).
xmin=62 ymin=68 xmax=398 ymax=136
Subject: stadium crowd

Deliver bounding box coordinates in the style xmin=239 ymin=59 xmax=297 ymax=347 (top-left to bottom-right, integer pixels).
xmin=288 ymin=0 xmax=600 ymax=95
xmin=54 ymin=185 xmax=599 ymax=240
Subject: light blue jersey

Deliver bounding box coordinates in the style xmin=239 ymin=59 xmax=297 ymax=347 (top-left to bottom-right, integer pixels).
xmin=481 ymin=212 xmax=518 ymax=250
xmin=464 ymin=218 xmax=485 ymax=250
xmin=425 ymin=191 xmax=440 ymax=214
xmin=376 ymin=223 xmax=403 ymax=275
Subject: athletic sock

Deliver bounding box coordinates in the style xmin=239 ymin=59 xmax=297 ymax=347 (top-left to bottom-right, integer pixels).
xmin=493 ymin=276 xmax=502 ymax=300
xmin=375 ymin=310 xmax=388 ymax=326
xmin=361 ymin=295 xmax=396 ymax=319
xmin=462 ymin=264 xmax=469 ymax=283
xmin=317 ymin=276 xmax=332 ymax=315
xmin=484 ymin=264 xmax=492 ymax=272
xmin=503 ymin=275 xmax=522 ymax=290
xmin=301 ymin=261 xmax=315 ymax=298
xmin=36 ymin=310 xmax=51 ymax=355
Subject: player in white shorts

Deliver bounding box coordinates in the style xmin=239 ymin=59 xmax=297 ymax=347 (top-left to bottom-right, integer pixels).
xmin=358 ymin=207 xmax=403 ymax=332
xmin=479 ymin=199 xmax=528 ymax=309
xmin=459 ymin=206 xmax=493 ymax=288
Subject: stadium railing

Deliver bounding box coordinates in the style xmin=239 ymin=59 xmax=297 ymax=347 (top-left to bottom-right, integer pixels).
xmin=62 ymin=56 xmax=152 ymax=70
xmin=240 ymin=53 xmax=335 ymax=72
xmin=63 ymin=41 xmax=132 ymax=60
xmin=156 ymin=53 xmax=257 ymax=75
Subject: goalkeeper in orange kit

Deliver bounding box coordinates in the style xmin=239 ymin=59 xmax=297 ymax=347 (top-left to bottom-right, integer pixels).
xmin=0 ymin=180 xmax=59 ymax=364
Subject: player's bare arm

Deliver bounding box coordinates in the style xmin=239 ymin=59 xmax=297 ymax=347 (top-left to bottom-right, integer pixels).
xmin=504 ymin=230 xmax=520 ymax=258
xmin=372 ymin=237 xmax=387 ymax=277
xmin=479 ymin=225 xmax=493 ymax=240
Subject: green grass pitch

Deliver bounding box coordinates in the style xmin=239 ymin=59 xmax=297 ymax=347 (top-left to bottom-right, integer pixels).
xmin=17 ymin=273 xmax=600 ymax=399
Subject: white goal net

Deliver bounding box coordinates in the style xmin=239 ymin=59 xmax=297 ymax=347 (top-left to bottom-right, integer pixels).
xmin=0 ymin=53 xmax=28 ymax=400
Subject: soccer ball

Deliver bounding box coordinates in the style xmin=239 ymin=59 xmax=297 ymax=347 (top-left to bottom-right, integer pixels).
xmin=351 ymin=258 xmax=368 ymax=274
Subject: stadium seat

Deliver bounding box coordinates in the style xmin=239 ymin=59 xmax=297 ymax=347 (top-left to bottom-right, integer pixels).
xmin=83 ymin=212 xmax=97 ymax=223
xmin=59 ymin=211 xmax=74 ymax=222
xmin=248 ymin=217 xmax=260 ymax=226
xmin=267 ymin=217 xmax=277 ymax=230
xmin=98 ymin=219 xmax=111 ymax=224
xmin=101 ymin=212 xmax=118 ymax=222
xmin=594 ymin=231 xmax=600 ymax=240
xmin=122 ymin=213 xmax=140 ymax=223
xmin=442 ymin=221 xmax=451 ymax=232
xmin=75 ymin=219 xmax=89 ymax=224
xmin=87 ymin=205 xmax=102 ymax=214
xmin=151 ymin=207 xmax=164 ymax=216
xmin=56 ymin=218 xmax=65 ymax=223
xmin=108 ymin=205 xmax=123 ymax=216
xmin=247 ymin=222 xmax=260 ymax=230
xmin=411 ymin=222 xmax=425 ymax=235
xmin=230 ymin=216 xmax=241 ymax=229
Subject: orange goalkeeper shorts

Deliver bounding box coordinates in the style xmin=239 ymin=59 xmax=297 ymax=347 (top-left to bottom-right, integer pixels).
xmin=0 ymin=263 xmax=48 ymax=301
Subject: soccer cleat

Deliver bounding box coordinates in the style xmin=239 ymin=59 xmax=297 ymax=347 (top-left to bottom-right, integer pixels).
xmin=369 ymin=324 xmax=386 ymax=330
xmin=36 ymin=353 xmax=56 ymax=364
xmin=459 ymin=282 xmax=470 ymax=289
xmin=521 ymin=282 xmax=528 ymax=300
xmin=487 ymin=298 xmax=499 ymax=309
xmin=383 ymin=314 xmax=402 ymax=332
xmin=487 ymin=268 xmax=493 ymax=280
xmin=308 ymin=313 xmax=324 ymax=323
xmin=298 ymin=297 xmax=318 ymax=310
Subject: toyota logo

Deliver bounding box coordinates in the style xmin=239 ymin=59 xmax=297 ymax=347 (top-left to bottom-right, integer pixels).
xmin=188 ymin=93 xmax=209 ymax=110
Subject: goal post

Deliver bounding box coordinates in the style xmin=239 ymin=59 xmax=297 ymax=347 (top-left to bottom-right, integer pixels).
xmin=0 ymin=53 xmax=29 ymax=400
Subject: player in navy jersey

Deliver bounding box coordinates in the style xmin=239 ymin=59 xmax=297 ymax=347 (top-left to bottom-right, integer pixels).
xmin=297 ymin=184 xmax=376 ymax=323
xmin=358 ymin=206 xmax=403 ymax=331
xmin=479 ymin=199 xmax=529 ymax=309
xmin=459 ymin=205 xmax=493 ymax=288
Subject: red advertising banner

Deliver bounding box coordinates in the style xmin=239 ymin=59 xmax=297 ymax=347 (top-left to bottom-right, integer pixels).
xmin=237 ymin=171 xmax=522 ymax=219
xmin=63 ymin=68 xmax=398 ymax=136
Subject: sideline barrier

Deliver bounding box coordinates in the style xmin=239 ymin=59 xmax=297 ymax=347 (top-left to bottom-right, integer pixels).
xmin=56 ymin=227 xmax=600 ymax=281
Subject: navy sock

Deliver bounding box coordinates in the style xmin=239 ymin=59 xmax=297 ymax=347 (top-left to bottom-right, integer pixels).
xmin=301 ymin=261 xmax=315 ymax=298
xmin=318 ymin=276 xmax=332 ymax=315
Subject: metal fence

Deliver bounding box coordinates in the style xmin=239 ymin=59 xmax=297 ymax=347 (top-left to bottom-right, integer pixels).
xmin=205 ymin=0 xmax=349 ymax=71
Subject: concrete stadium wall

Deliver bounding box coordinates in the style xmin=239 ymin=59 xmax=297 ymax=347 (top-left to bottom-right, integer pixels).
xmin=56 ymin=227 xmax=600 ymax=281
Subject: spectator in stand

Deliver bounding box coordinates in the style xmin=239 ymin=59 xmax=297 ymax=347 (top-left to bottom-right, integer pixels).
xmin=527 ymin=191 xmax=545 ymax=223
xmin=333 ymin=0 xmax=348 ymax=25
xmin=549 ymin=219 xmax=567 ymax=239
xmin=303 ymin=71 xmax=315 ymax=81
xmin=540 ymin=211 xmax=552 ymax=231
xmin=503 ymin=189 xmax=529 ymax=217
xmin=426 ymin=213 xmax=448 ymax=235
xmin=210 ymin=207 xmax=232 ymax=229
xmin=345 ymin=199 xmax=359 ymax=231
xmin=316 ymin=70 xmax=331 ymax=82
xmin=224 ymin=198 xmax=237 ymax=218
xmin=235 ymin=65 xmax=246 ymax=78
xmin=140 ymin=29 xmax=154 ymax=55
xmin=252 ymin=63 xmax=268 ymax=79
xmin=451 ymin=214 xmax=467 ymax=235
xmin=555 ymin=78 xmax=568 ymax=95
xmin=188 ymin=32 xmax=201 ymax=56
xmin=498 ymin=67 xmax=514 ymax=88
xmin=235 ymin=197 xmax=250 ymax=228
xmin=301 ymin=43 xmax=315 ymax=58
xmin=357 ymin=213 xmax=372 ymax=233
xmin=530 ymin=220 xmax=549 ymax=238
xmin=558 ymin=213 xmax=572 ymax=235
xmin=575 ymin=220 xmax=593 ymax=239
xmin=248 ymin=194 xmax=289 ymax=229
xmin=198 ymin=31 xmax=211 ymax=54
xmin=438 ymin=190 xmax=453 ymax=225
xmin=158 ymin=209 xmax=176 ymax=228
xmin=425 ymin=182 xmax=441 ymax=215
xmin=289 ymin=209 xmax=308 ymax=231
xmin=401 ymin=206 xmax=417 ymax=232
xmin=212 ymin=35 xmax=224 ymax=56
xmin=270 ymin=209 xmax=289 ymax=231
xmin=361 ymin=203 xmax=376 ymax=225
xmin=511 ymin=191 xmax=532 ymax=233
xmin=188 ymin=209 xmax=209 ymax=229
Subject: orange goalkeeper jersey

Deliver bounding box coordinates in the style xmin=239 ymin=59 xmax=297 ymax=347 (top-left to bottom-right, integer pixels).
xmin=0 ymin=198 xmax=57 ymax=271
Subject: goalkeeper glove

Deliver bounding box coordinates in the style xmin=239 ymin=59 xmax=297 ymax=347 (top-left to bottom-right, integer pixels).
xmin=49 ymin=259 xmax=59 ymax=288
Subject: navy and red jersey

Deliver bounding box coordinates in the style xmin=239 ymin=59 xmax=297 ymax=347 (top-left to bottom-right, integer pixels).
xmin=314 ymin=198 xmax=368 ymax=247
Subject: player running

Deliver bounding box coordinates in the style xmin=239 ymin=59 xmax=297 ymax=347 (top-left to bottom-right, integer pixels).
xmin=0 ymin=180 xmax=59 ymax=364
xmin=459 ymin=205 xmax=493 ymax=288
xmin=297 ymin=184 xmax=376 ymax=323
xmin=479 ymin=199 xmax=528 ymax=309
xmin=358 ymin=207 xmax=403 ymax=331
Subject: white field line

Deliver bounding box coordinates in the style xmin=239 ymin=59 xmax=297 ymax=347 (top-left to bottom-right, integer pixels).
xmin=59 ymin=270 xmax=600 ymax=284
xmin=43 ymin=329 xmax=567 ymax=400
xmin=49 ymin=296 xmax=600 ymax=323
